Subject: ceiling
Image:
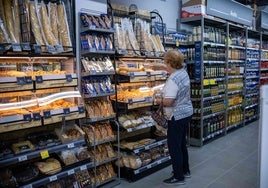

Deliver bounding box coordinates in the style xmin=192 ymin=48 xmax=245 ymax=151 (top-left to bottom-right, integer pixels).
xmin=235 ymin=0 xmax=268 ymax=6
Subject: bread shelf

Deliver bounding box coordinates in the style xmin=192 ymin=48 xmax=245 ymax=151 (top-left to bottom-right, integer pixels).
xmin=83 ymin=114 xmax=116 ymax=123
xmin=0 ymin=76 xmax=33 ymax=92
xmin=42 ymin=105 xmax=86 ymax=125
xmin=35 ymin=74 xmax=78 ymax=89
xmin=21 ymin=161 xmax=94 ymax=188
xmin=0 ymin=139 xmax=86 ymax=168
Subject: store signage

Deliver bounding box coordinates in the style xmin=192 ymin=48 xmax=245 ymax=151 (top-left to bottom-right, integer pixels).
xmin=206 ymin=0 xmax=253 ymax=26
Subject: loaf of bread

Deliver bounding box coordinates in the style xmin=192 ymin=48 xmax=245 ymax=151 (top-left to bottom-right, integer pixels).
xmin=35 ymin=158 xmax=62 ymax=175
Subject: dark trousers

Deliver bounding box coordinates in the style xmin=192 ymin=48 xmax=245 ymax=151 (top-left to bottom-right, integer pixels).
xmin=167 ymin=116 xmax=191 ymax=180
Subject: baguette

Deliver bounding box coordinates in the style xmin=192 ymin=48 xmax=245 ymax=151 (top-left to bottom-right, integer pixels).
xmin=13 ymin=0 xmax=21 ymax=43
xmin=48 ymin=3 xmax=59 ymax=43
xmin=3 ymin=0 xmax=16 ymax=42
xmin=57 ymin=2 xmax=72 ymax=49
xmin=29 ymin=1 xmax=45 ymax=45
xmin=40 ymin=2 xmax=57 ymax=45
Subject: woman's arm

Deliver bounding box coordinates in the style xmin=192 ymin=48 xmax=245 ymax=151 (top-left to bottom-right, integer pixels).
xmin=155 ymin=97 xmax=175 ymax=107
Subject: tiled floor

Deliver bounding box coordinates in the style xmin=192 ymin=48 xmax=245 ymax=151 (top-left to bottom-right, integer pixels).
xmin=114 ymin=121 xmax=259 ymax=188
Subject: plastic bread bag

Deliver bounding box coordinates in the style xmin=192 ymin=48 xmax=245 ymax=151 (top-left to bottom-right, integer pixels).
xmin=29 ymin=0 xmax=45 ymax=45
xmin=105 ymin=35 xmax=113 ymax=51
xmin=99 ymin=35 xmax=105 ymax=50
xmin=123 ymin=18 xmax=140 ymax=55
xmin=103 ymin=57 xmax=114 ymax=71
xmin=98 ymin=15 xmax=107 ymax=29
xmin=57 ymin=1 xmax=72 ymax=50
xmin=48 ymin=2 xmax=59 ymax=44
xmin=0 ymin=18 xmax=10 ymax=43
xmin=3 ymin=0 xmax=17 ymax=43
xmin=92 ymin=34 xmax=99 ymax=50
xmin=13 ymin=0 xmax=22 ymax=43
xmin=80 ymin=13 xmax=91 ymax=27
xmin=114 ymin=23 xmax=126 ymax=50
xmin=102 ymin=14 xmax=112 ymax=29
xmin=40 ymin=1 xmax=58 ymax=46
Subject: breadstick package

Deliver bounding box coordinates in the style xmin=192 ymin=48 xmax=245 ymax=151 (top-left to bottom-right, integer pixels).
xmin=57 ymin=1 xmax=72 ymax=50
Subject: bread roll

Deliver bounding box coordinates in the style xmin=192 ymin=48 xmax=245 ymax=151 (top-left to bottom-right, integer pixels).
xmin=29 ymin=1 xmax=45 ymax=45
xmin=40 ymin=2 xmax=57 ymax=45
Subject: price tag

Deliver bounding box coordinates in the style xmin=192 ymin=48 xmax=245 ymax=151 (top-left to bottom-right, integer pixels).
xmin=90 ymin=117 xmax=98 ymax=122
xmin=33 ymin=113 xmax=41 ymax=120
xmin=203 ymin=79 xmax=209 ymax=86
xmin=18 ymin=155 xmax=28 ymax=162
xmin=23 ymin=114 xmax=32 ymax=122
xmin=21 ymin=43 xmax=31 ymax=51
xmin=47 ymin=45 xmax=56 ymax=53
xmin=67 ymin=143 xmax=75 ymax=148
xmin=33 ymin=44 xmax=42 ymax=53
xmin=157 ymin=160 xmax=161 ymax=165
xmin=147 ymin=164 xmax=152 ymax=169
xmin=68 ymin=169 xmax=75 ymax=175
xmin=17 ymin=77 xmax=25 ymax=85
xmin=49 ymin=175 xmax=57 ymax=182
xmin=40 ymin=150 xmax=49 ymax=159
xmin=55 ymin=45 xmax=64 ymax=53
xmin=24 ymin=76 xmax=32 ymax=84
xmin=43 ymin=111 xmax=51 ymax=119
xmin=80 ymin=165 xmax=87 ymax=171
xmin=63 ymin=108 xmax=70 ymax=115
xmin=89 ymin=48 xmax=97 ymax=52
xmin=145 ymin=145 xmax=150 ymax=150
xmin=12 ymin=43 xmax=22 ymax=52
xmin=35 ymin=76 xmax=43 ymax=83
xmin=78 ymin=106 xmax=85 ymax=113
xmin=23 ymin=184 xmax=32 ymax=188
xmin=65 ymin=74 xmax=73 ymax=82
xmin=210 ymin=79 xmax=216 ymax=85
xmin=0 ymin=43 xmax=6 ymax=53
xmin=129 ymin=72 xmax=135 ymax=78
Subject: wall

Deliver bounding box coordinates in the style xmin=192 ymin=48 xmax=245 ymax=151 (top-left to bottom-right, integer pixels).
xmin=110 ymin=0 xmax=179 ymax=32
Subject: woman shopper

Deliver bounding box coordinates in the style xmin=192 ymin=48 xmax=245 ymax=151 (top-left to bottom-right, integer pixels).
xmin=154 ymin=49 xmax=193 ymax=185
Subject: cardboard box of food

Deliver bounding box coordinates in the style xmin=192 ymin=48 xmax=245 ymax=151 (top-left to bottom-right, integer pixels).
xmin=181 ymin=0 xmax=206 ymax=18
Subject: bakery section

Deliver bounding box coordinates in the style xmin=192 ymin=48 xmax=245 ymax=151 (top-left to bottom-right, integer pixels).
xmin=0 ymin=0 xmax=96 ymax=187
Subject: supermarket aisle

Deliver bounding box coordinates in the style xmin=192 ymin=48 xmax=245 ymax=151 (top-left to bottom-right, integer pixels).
xmin=115 ymin=121 xmax=259 ymax=188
